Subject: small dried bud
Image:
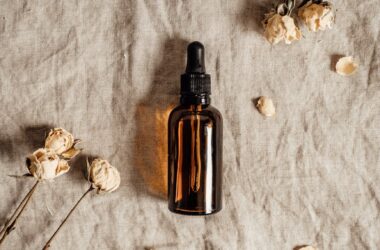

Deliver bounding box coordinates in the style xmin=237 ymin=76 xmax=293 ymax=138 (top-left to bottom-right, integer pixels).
xmin=256 ymin=96 xmax=276 ymax=117
xmin=336 ymin=56 xmax=358 ymax=76
xmin=263 ymin=12 xmax=302 ymax=44
xmin=298 ymin=1 xmax=335 ymax=32
xmin=88 ymin=159 xmax=120 ymax=193
xmin=26 ymin=148 xmax=70 ymax=180
xmin=45 ymin=128 xmax=81 ymax=159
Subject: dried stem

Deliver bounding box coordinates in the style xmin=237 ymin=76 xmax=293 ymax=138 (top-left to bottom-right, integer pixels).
xmin=0 ymin=180 xmax=39 ymax=246
xmin=43 ymin=186 xmax=93 ymax=250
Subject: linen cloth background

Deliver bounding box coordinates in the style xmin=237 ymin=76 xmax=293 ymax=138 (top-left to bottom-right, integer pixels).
xmin=0 ymin=0 xmax=379 ymax=249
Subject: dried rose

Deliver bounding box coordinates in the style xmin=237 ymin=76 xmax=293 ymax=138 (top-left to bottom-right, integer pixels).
xmin=43 ymin=158 xmax=121 ymax=249
xmin=26 ymin=148 xmax=70 ymax=180
xmin=336 ymin=56 xmax=358 ymax=76
xmin=256 ymin=96 xmax=276 ymax=117
xmin=88 ymin=159 xmax=120 ymax=193
xmin=262 ymin=0 xmax=301 ymax=44
xmin=45 ymin=128 xmax=81 ymax=159
xmin=298 ymin=1 xmax=335 ymax=32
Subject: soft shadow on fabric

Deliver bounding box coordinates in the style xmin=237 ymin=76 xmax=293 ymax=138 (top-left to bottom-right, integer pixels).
xmin=293 ymin=245 xmax=311 ymax=250
xmin=23 ymin=124 xmax=52 ymax=149
xmin=238 ymin=0 xmax=272 ymax=33
xmin=132 ymin=37 xmax=188 ymax=200
xmin=0 ymin=124 xmax=51 ymax=162
xmin=330 ymin=54 xmax=345 ymax=72
xmin=67 ymin=153 xmax=98 ymax=185
xmin=0 ymin=125 xmax=51 ymax=223
xmin=0 ymin=137 xmax=14 ymax=161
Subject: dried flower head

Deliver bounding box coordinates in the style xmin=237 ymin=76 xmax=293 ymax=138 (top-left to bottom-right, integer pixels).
xmin=335 ymin=56 xmax=358 ymax=76
xmin=256 ymin=96 xmax=276 ymax=117
xmin=26 ymin=148 xmax=70 ymax=180
xmin=45 ymin=128 xmax=81 ymax=159
xmin=262 ymin=0 xmax=301 ymax=44
xmin=298 ymin=1 xmax=335 ymax=32
xmin=88 ymin=158 xmax=120 ymax=193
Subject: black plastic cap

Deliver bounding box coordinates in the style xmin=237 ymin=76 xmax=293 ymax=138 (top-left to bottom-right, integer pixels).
xmin=181 ymin=41 xmax=211 ymax=95
xmin=186 ymin=41 xmax=205 ymax=73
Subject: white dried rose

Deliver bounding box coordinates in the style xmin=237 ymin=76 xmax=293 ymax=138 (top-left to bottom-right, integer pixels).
xmin=262 ymin=0 xmax=301 ymax=45
xmin=45 ymin=128 xmax=81 ymax=159
xmin=26 ymin=148 xmax=70 ymax=180
xmin=298 ymin=1 xmax=335 ymax=32
xmin=263 ymin=11 xmax=302 ymax=45
xmin=256 ymin=96 xmax=276 ymax=117
xmin=336 ymin=56 xmax=358 ymax=76
xmin=88 ymin=159 xmax=120 ymax=193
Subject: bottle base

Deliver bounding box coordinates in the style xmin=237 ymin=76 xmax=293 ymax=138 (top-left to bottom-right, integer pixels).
xmin=168 ymin=206 xmax=222 ymax=216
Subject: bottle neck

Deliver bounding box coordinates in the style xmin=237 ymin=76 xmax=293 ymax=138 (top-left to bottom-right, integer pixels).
xmin=180 ymin=94 xmax=210 ymax=105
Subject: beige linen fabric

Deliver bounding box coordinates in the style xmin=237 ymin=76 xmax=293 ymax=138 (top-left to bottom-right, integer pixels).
xmin=0 ymin=0 xmax=379 ymax=249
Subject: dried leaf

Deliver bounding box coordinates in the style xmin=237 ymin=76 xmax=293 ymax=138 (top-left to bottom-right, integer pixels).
xmin=61 ymin=148 xmax=82 ymax=159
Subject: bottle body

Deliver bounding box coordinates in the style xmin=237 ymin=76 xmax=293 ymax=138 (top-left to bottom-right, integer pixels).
xmin=168 ymin=101 xmax=222 ymax=215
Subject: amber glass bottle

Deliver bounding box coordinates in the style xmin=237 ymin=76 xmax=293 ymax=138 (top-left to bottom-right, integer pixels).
xmin=168 ymin=41 xmax=222 ymax=215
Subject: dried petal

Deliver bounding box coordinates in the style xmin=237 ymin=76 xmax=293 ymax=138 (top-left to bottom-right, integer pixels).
xmin=61 ymin=148 xmax=82 ymax=159
xmin=88 ymin=159 xmax=120 ymax=193
xmin=298 ymin=2 xmax=335 ymax=32
xmin=256 ymin=96 xmax=276 ymax=117
xmin=45 ymin=128 xmax=74 ymax=155
xmin=55 ymin=160 xmax=70 ymax=176
xmin=282 ymin=15 xmax=302 ymax=44
xmin=336 ymin=56 xmax=358 ymax=76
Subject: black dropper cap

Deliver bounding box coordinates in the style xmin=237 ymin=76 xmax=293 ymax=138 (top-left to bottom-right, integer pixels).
xmin=181 ymin=41 xmax=211 ymax=95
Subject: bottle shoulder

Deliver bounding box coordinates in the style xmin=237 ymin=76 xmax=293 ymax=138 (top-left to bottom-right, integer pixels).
xmin=206 ymin=105 xmax=222 ymax=119
xmin=169 ymin=104 xmax=222 ymax=122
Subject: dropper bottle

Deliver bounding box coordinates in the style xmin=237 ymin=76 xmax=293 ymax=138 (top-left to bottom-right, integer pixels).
xmin=168 ymin=41 xmax=223 ymax=215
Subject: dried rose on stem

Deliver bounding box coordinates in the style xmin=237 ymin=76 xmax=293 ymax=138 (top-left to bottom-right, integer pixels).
xmin=262 ymin=0 xmax=302 ymax=44
xmin=0 ymin=128 xmax=80 ymax=247
xmin=43 ymin=158 xmax=120 ymax=250
xmin=88 ymin=159 xmax=121 ymax=193
xmin=27 ymin=148 xmax=70 ymax=180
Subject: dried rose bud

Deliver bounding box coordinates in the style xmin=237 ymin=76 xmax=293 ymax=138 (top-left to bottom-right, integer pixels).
xmin=298 ymin=1 xmax=335 ymax=32
xmin=88 ymin=159 xmax=120 ymax=193
xmin=336 ymin=56 xmax=358 ymax=76
xmin=45 ymin=128 xmax=81 ymax=159
xmin=262 ymin=0 xmax=301 ymax=44
xmin=256 ymin=96 xmax=276 ymax=117
xmin=26 ymin=148 xmax=70 ymax=180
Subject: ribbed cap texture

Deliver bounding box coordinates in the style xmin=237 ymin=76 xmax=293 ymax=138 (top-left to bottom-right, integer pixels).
xmin=181 ymin=74 xmax=211 ymax=95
